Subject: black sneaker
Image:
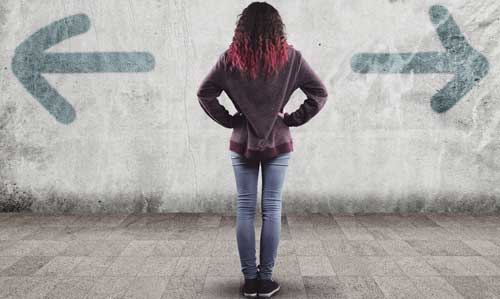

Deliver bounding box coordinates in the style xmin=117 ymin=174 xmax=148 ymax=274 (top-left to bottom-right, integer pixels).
xmin=242 ymin=278 xmax=259 ymax=297
xmin=257 ymin=278 xmax=280 ymax=297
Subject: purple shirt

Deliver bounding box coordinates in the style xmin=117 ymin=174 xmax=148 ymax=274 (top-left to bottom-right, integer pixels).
xmin=197 ymin=45 xmax=328 ymax=161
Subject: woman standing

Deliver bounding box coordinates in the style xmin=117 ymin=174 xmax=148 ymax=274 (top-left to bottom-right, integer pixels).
xmin=197 ymin=2 xmax=328 ymax=297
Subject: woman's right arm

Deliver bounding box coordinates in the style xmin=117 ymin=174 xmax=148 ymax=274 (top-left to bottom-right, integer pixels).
xmin=283 ymin=52 xmax=329 ymax=127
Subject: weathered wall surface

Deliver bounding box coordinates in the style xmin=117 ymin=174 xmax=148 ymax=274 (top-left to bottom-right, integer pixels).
xmin=1 ymin=0 xmax=500 ymax=214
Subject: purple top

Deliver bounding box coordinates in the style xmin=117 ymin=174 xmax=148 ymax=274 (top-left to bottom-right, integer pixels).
xmin=197 ymin=45 xmax=329 ymax=161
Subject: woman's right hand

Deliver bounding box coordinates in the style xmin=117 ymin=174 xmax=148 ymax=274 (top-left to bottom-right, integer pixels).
xmin=232 ymin=112 xmax=246 ymax=127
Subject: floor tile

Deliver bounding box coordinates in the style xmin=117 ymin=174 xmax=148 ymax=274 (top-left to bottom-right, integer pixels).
xmin=337 ymin=275 xmax=385 ymax=299
xmin=297 ymin=255 xmax=335 ymax=276
xmin=1 ymin=256 xmax=54 ymax=276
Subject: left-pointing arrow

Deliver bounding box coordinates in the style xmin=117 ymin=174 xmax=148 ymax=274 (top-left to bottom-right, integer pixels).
xmin=11 ymin=14 xmax=155 ymax=124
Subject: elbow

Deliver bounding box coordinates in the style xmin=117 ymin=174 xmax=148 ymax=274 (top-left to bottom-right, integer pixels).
xmin=319 ymin=97 xmax=327 ymax=111
xmin=196 ymin=89 xmax=203 ymax=98
xmin=197 ymin=96 xmax=205 ymax=106
xmin=318 ymin=90 xmax=328 ymax=109
xmin=320 ymin=83 xmax=329 ymax=98
xmin=196 ymin=83 xmax=207 ymax=98
xmin=320 ymin=87 xmax=329 ymax=108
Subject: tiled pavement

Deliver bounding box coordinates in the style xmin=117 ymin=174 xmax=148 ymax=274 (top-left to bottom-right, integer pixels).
xmin=1 ymin=213 xmax=500 ymax=298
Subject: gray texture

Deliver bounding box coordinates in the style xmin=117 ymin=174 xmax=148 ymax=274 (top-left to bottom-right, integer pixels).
xmin=0 ymin=0 xmax=500 ymax=213
xmin=0 ymin=212 xmax=499 ymax=298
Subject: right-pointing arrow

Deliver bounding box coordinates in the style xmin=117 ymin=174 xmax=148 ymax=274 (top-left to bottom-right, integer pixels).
xmin=351 ymin=5 xmax=489 ymax=113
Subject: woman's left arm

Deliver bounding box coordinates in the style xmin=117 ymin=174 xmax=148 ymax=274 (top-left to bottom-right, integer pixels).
xmin=196 ymin=54 xmax=235 ymax=129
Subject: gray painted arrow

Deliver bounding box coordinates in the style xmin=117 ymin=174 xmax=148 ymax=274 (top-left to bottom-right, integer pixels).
xmin=351 ymin=5 xmax=489 ymax=113
xmin=11 ymin=14 xmax=155 ymax=124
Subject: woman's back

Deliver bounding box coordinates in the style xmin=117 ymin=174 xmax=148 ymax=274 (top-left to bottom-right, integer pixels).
xmin=197 ymin=44 xmax=328 ymax=161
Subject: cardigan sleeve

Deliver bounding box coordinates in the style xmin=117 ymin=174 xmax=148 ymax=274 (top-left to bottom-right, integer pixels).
xmin=196 ymin=54 xmax=234 ymax=129
xmin=283 ymin=51 xmax=329 ymax=127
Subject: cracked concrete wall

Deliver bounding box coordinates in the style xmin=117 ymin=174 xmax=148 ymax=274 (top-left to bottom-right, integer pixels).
xmin=1 ymin=0 xmax=500 ymax=214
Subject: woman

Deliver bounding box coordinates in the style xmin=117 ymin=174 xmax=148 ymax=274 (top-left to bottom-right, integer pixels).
xmin=197 ymin=2 xmax=328 ymax=297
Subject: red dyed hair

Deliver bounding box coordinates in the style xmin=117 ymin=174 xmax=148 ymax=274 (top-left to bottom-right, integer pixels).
xmin=226 ymin=2 xmax=290 ymax=80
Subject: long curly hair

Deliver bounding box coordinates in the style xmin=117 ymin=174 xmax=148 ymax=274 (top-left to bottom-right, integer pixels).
xmin=226 ymin=2 xmax=290 ymax=80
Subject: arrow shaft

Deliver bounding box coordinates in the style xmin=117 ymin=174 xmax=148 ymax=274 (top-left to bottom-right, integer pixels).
xmin=40 ymin=52 xmax=155 ymax=73
xmin=351 ymin=52 xmax=457 ymax=74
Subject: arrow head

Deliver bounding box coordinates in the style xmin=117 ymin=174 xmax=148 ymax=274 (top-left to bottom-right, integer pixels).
xmin=12 ymin=14 xmax=92 ymax=124
xmin=428 ymin=5 xmax=489 ymax=113
xmin=350 ymin=5 xmax=489 ymax=113
xmin=12 ymin=14 xmax=155 ymax=124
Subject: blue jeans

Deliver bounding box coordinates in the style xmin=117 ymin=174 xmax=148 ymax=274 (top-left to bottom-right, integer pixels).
xmin=230 ymin=150 xmax=291 ymax=280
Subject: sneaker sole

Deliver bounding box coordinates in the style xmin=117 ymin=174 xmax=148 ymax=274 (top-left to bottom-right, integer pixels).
xmin=243 ymin=292 xmax=257 ymax=297
xmin=258 ymin=285 xmax=280 ymax=297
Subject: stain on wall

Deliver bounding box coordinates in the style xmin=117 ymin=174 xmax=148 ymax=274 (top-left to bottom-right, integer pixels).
xmin=0 ymin=182 xmax=34 ymax=212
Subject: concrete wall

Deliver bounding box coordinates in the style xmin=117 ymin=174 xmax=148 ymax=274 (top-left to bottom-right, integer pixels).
xmin=1 ymin=0 xmax=500 ymax=214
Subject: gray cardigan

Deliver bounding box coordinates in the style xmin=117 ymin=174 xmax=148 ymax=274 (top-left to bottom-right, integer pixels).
xmin=197 ymin=45 xmax=328 ymax=161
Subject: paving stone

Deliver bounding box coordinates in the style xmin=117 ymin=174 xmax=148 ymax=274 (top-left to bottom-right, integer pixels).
xmin=274 ymin=255 xmax=301 ymax=276
xmin=122 ymin=276 xmax=168 ymax=299
xmin=293 ymin=239 xmax=326 ymax=256
xmin=60 ymin=240 xmax=103 ymax=256
xmin=161 ymin=275 xmax=206 ymax=297
xmin=181 ymin=240 xmax=216 ymax=257
xmin=153 ymin=240 xmax=187 ymax=256
xmin=409 ymin=276 xmax=464 ymax=299
xmin=0 ymin=276 xmax=60 ymax=298
xmin=21 ymin=227 xmax=71 ymax=241
xmin=366 ymin=227 xmax=402 ymax=240
xmin=289 ymin=226 xmax=321 ymax=240
xmin=0 ymin=240 xmax=38 ymax=256
xmin=207 ymin=256 xmax=242 ymax=277
xmin=329 ymin=256 xmax=403 ymax=276
xmin=455 ymin=256 xmax=500 ymax=275
xmin=477 ymin=275 xmax=500 ymax=296
xmin=201 ymin=275 xmax=241 ymax=299
xmin=314 ymin=226 xmax=347 ymax=240
xmin=394 ymin=256 xmax=440 ymax=276
xmin=442 ymin=275 xmax=498 ymax=299
xmin=0 ymin=256 xmax=22 ymax=271
xmin=34 ymin=256 xmax=83 ymax=276
xmin=29 ymin=240 xmax=69 ymax=256
xmin=423 ymin=256 xmax=474 ymax=276
xmin=373 ymin=275 xmax=424 ymax=299
xmin=103 ymin=256 xmax=146 ymax=276
xmin=138 ymin=256 xmax=180 ymax=276
xmin=0 ymin=226 xmax=39 ymax=240
xmin=43 ymin=276 xmax=96 ymax=298
xmin=172 ymin=256 xmax=210 ymax=277
xmin=406 ymin=240 xmax=481 ymax=256
xmin=71 ymin=256 xmax=117 ymax=277
xmin=378 ymin=240 xmax=421 ymax=256
xmin=337 ymin=275 xmax=385 ymax=299
xmin=1 ymin=256 xmax=54 ymax=276
xmin=297 ymin=255 xmax=335 ymax=276
xmin=303 ymin=275 xmax=347 ymax=299
xmin=462 ymin=240 xmax=500 ymax=255
xmin=85 ymin=276 xmax=135 ymax=298
xmin=119 ymin=240 xmax=158 ymax=256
